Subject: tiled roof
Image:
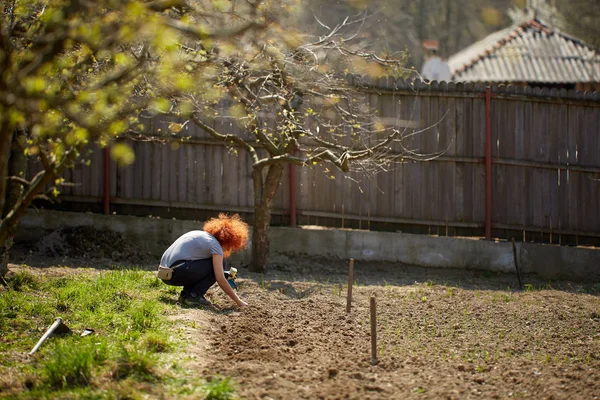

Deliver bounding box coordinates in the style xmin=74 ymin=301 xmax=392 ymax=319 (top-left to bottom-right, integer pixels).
xmin=448 ymin=19 xmax=600 ymax=83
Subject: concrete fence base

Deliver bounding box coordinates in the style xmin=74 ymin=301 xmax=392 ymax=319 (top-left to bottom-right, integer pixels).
xmin=15 ymin=210 xmax=600 ymax=282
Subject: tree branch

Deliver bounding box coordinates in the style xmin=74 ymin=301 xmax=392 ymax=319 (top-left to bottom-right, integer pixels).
xmin=190 ymin=113 xmax=259 ymax=164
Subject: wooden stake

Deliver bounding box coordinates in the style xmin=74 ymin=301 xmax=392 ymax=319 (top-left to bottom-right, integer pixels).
xmin=370 ymin=296 xmax=378 ymax=365
xmin=346 ymin=258 xmax=354 ymax=313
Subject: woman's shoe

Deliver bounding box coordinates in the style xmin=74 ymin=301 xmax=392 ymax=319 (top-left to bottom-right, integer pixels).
xmin=179 ymin=292 xmax=212 ymax=306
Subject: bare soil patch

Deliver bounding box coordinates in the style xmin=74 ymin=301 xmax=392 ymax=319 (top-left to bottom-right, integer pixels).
xmin=198 ymin=263 xmax=600 ymax=400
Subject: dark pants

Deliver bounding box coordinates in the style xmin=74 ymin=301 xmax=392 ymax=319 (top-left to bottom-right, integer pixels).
xmin=162 ymin=258 xmax=226 ymax=296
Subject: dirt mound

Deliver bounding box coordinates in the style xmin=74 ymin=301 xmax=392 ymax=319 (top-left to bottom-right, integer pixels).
xmin=30 ymin=226 xmax=154 ymax=265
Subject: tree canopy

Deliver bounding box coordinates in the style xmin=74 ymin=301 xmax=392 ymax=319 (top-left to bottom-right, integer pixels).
xmin=0 ymin=0 xmax=271 ymax=274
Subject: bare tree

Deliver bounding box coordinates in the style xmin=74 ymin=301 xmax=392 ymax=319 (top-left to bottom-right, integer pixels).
xmin=162 ymin=11 xmax=434 ymax=272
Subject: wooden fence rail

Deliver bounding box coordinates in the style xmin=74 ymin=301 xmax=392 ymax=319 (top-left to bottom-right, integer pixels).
xmin=29 ymin=81 xmax=600 ymax=246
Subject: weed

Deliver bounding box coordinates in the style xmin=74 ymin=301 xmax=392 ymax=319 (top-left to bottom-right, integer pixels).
xmin=142 ymin=332 xmax=172 ymax=353
xmin=204 ymin=376 xmax=238 ymax=400
xmin=413 ymin=387 xmax=426 ymax=394
xmin=332 ymin=285 xmax=339 ymax=297
xmin=260 ymin=276 xmax=269 ymax=290
xmin=8 ymin=270 xmax=40 ymax=291
xmin=129 ymin=300 xmax=160 ymax=331
xmin=113 ymin=346 xmax=158 ymax=382
xmin=147 ymin=278 xmax=164 ymax=288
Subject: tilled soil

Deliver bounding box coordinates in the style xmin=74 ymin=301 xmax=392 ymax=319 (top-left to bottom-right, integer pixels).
xmin=197 ymin=266 xmax=600 ymax=400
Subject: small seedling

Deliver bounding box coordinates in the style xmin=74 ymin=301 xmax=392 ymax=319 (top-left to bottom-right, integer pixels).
xmin=203 ymin=376 xmax=237 ymax=400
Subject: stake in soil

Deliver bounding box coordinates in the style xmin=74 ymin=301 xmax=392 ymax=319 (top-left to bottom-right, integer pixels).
xmin=346 ymin=258 xmax=354 ymax=313
xmin=370 ymin=296 xmax=377 ymax=365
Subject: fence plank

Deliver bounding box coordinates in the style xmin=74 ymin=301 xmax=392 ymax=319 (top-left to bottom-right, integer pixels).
xmin=141 ymin=142 xmax=152 ymax=200
xmin=429 ymin=93 xmax=441 ymax=225
xmin=185 ymin=142 xmax=195 ymax=203
xmin=566 ymin=104 xmax=582 ymax=233
xmin=89 ymin=145 xmax=101 ymax=198
xmin=472 ymin=95 xmax=486 ymax=224
xmin=159 ymin=143 xmax=169 ymax=202
xmin=212 ymin=144 xmax=223 ymax=206
xmin=513 ymin=99 xmax=526 ymax=228
xmin=440 ymin=96 xmax=456 ymax=226
xmin=457 ymin=97 xmax=470 ymax=223
xmin=149 ymin=143 xmax=160 ymax=201
xmin=495 ymin=98 xmax=506 ymax=226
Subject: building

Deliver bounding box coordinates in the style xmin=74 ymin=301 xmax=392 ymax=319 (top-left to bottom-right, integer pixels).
xmin=420 ymin=40 xmax=452 ymax=82
xmin=448 ymin=18 xmax=600 ymax=91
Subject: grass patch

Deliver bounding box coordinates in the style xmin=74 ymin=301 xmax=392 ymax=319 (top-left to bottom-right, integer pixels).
xmin=43 ymin=338 xmax=108 ymax=389
xmin=0 ymin=268 xmax=239 ymax=399
xmin=204 ymin=376 xmax=238 ymax=400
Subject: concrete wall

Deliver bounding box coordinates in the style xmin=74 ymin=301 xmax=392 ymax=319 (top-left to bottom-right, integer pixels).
xmin=16 ymin=210 xmax=600 ymax=282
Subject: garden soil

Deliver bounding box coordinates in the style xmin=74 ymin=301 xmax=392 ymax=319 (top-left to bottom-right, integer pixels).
xmin=9 ymin=228 xmax=600 ymax=400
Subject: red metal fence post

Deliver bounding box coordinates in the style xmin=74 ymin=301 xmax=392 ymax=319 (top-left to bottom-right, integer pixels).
xmin=485 ymin=86 xmax=493 ymax=240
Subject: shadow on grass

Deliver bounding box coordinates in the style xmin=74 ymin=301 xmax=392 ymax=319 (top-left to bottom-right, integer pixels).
xmin=9 ymin=245 xmax=600 ymax=297
xmin=156 ymin=293 xmax=241 ymax=315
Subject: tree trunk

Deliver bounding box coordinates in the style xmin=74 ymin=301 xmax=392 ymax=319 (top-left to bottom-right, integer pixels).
xmin=0 ymin=147 xmax=78 ymax=276
xmin=0 ymin=125 xmax=15 ymax=218
xmin=0 ymin=131 xmax=27 ymax=277
xmin=250 ymin=163 xmax=284 ymax=273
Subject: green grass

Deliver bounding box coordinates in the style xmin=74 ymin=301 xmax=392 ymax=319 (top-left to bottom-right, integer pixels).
xmin=0 ymin=268 xmax=239 ymax=399
xmin=204 ymin=376 xmax=238 ymax=400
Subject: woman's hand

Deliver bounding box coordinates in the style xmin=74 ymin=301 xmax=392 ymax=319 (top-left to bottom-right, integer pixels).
xmin=212 ymin=254 xmax=248 ymax=307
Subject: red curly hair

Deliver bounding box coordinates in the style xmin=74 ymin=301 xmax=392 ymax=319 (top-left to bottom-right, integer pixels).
xmin=203 ymin=213 xmax=249 ymax=258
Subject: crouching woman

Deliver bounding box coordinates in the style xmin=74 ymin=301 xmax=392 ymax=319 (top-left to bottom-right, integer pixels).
xmin=159 ymin=213 xmax=249 ymax=308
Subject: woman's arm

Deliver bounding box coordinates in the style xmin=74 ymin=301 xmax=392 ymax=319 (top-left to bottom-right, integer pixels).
xmin=212 ymin=254 xmax=248 ymax=307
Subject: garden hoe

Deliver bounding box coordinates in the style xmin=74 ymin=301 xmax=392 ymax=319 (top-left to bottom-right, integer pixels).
xmin=29 ymin=317 xmax=73 ymax=355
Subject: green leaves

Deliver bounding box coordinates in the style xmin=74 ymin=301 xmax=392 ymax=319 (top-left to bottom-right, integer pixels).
xmin=110 ymin=143 xmax=135 ymax=166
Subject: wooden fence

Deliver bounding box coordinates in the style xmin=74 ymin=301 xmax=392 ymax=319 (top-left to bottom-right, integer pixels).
xmin=31 ymin=80 xmax=600 ymax=246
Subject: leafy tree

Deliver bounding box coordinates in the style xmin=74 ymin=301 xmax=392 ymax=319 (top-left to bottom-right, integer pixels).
xmin=509 ymin=0 xmax=600 ymax=48
xmin=160 ymin=8 xmax=428 ymax=272
xmin=0 ymin=0 xmax=266 ymax=276
xmin=555 ymin=0 xmax=600 ymax=48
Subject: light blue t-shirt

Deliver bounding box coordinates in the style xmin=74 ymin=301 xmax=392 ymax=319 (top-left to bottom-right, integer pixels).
xmin=160 ymin=231 xmax=223 ymax=267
